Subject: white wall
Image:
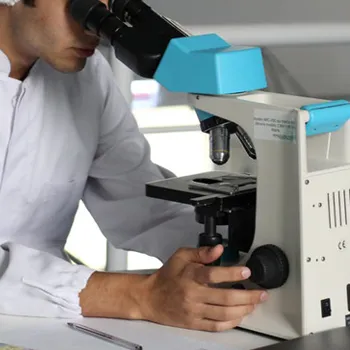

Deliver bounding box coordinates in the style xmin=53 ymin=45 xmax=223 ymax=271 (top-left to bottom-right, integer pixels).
xmin=146 ymin=0 xmax=350 ymax=27
xmin=262 ymin=44 xmax=350 ymax=99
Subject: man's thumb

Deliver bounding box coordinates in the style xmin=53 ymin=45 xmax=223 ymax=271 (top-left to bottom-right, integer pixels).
xmin=189 ymin=245 xmax=224 ymax=264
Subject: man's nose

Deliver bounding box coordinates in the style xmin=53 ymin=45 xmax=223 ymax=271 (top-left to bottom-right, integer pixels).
xmin=100 ymin=0 xmax=109 ymax=8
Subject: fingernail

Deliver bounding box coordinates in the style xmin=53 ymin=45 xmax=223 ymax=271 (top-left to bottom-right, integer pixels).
xmin=241 ymin=267 xmax=251 ymax=279
xmin=260 ymin=292 xmax=268 ymax=301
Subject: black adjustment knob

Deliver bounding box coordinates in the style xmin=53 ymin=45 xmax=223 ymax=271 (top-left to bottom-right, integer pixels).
xmin=246 ymin=244 xmax=289 ymax=289
xmin=198 ymin=215 xmax=223 ymax=266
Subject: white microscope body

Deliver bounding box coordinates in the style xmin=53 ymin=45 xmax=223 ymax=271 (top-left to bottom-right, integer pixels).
xmin=188 ymin=90 xmax=350 ymax=339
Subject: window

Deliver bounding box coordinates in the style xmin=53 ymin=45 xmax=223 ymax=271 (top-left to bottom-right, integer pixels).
xmin=65 ymin=56 xmax=214 ymax=271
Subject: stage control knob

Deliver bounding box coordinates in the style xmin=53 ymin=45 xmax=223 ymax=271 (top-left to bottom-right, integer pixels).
xmin=246 ymin=244 xmax=289 ymax=289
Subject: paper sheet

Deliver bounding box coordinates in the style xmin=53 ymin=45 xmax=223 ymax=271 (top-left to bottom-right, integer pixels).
xmin=0 ymin=315 xmax=277 ymax=350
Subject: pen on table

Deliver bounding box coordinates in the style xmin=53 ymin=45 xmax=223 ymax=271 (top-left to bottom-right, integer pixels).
xmin=67 ymin=322 xmax=143 ymax=350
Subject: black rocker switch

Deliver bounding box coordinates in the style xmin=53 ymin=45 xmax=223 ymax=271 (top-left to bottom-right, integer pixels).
xmin=321 ymin=298 xmax=331 ymax=318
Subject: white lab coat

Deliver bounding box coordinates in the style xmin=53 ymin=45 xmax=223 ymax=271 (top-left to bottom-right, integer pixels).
xmin=0 ymin=49 xmax=202 ymax=318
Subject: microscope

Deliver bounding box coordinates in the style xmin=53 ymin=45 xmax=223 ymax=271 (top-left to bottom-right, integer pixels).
xmin=69 ymin=0 xmax=350 ymax=340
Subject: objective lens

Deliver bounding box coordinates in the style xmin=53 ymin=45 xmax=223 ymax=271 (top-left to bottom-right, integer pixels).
xmin=209 ymin=125 xmax=230 ymax=165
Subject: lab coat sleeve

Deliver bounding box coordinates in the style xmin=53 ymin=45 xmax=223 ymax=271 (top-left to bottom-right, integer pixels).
xmin=0 ymin=54 xmax=95 ymax=318
xmin=83 ymin=53 xmax=203 ymax=263
xmin=0 ymin=242 xmax=94 ymax=317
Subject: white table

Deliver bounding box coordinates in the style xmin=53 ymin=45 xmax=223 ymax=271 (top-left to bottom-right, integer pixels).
xmin=0 ymin=315 xmax=278 ymax=350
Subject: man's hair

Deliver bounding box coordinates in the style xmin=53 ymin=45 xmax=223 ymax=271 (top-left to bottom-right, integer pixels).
xmin=23 ymin=0 xmax=35 ymax=6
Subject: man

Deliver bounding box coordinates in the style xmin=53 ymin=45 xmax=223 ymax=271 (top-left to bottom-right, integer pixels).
xmin=0 ymin=0 xmax=268 ymax=332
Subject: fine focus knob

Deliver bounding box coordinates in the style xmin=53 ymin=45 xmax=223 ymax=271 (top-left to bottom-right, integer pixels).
xmin=246 ymin=244 xmax=289 ymax=289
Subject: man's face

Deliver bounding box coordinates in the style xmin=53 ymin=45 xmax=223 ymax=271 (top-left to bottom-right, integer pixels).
xmin=10 ymin=0 xmax=108 ymax=73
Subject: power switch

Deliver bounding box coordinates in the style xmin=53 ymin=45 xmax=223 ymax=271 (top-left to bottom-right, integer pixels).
xmin=321 ymin=298 xmax=331 ymax=318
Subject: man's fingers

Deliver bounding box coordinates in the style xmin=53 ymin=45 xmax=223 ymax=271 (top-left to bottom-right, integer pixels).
xmin=199 ymin=286 xmax=268 ymax=306
xmin=175 ymin=245 xmax=224 ymax=265
xmin=194 ymin=265 xmax=251 ymax=285
xmin=191 ymin=318 xmax=243 ymax=332
xmin=200 ymin=304 xmax=255 ymax=322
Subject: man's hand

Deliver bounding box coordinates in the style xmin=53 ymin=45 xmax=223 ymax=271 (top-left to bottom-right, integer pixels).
xmin=140 ymin=245 xmax=268 ymax=332
xmin=79 ymin=245 xmax=268 ymax=332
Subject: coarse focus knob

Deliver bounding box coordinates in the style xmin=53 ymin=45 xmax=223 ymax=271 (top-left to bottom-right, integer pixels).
xmin=246 ymin=244 xmax=289 ymax=289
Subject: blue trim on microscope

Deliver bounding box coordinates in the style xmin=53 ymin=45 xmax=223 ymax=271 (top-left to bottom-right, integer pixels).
xmin=301 ymin=100 xmax=350 ymax=136
xmin=154 ymin=33 xmax=267 ymax=95
xmin=195 ymin=109 xmax=213 ymax=121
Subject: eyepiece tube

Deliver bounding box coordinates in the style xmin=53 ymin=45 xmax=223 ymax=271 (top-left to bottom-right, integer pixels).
xmin=69 ymin=0 xmax=126 ymax=39
xmin=69 ymin=0 xmax=169 ymax=77
xmin=209 ymin=125 xmax=230 ymax=165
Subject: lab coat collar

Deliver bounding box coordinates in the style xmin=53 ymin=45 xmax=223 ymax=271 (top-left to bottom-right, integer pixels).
xmin=0 ymin=50 xmax=11 ymax=76
xmin=0 ymin=49 xmax=42 ymax=86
